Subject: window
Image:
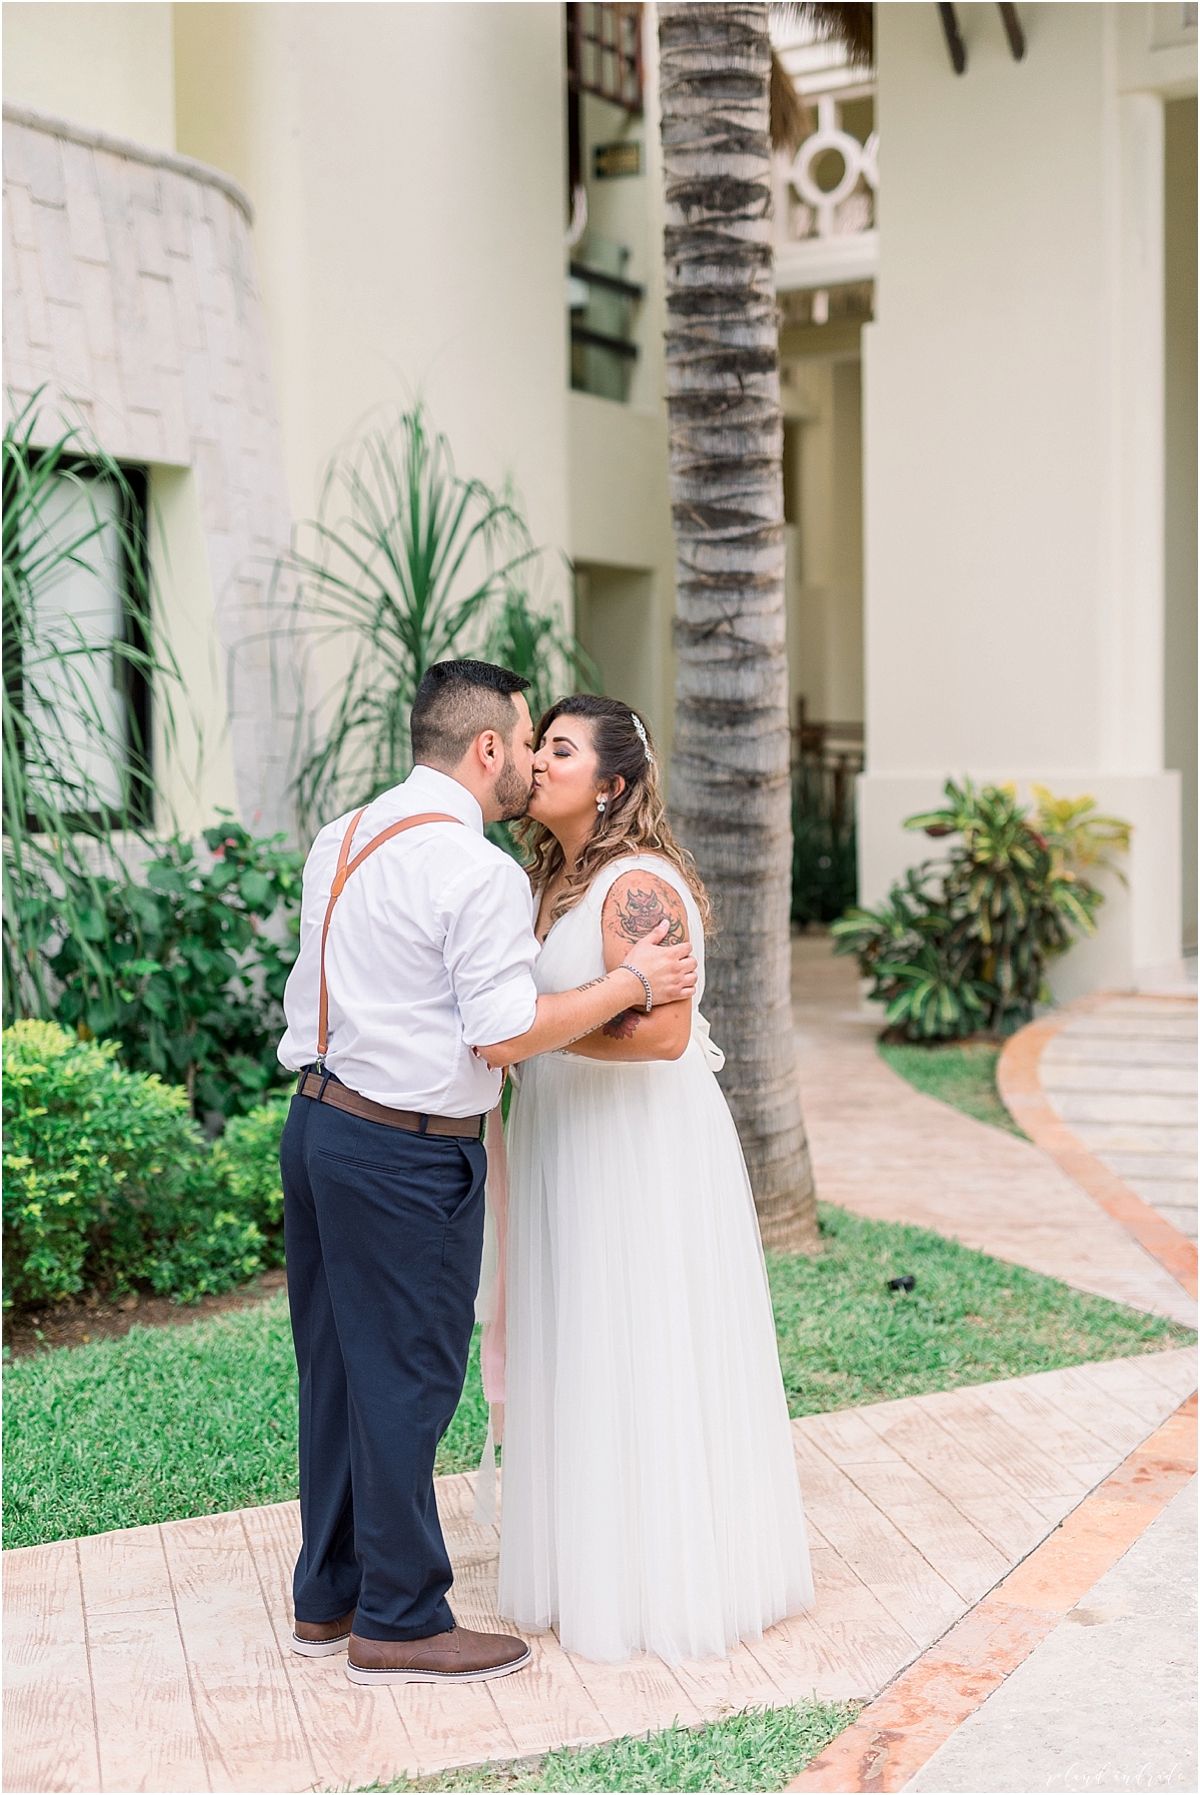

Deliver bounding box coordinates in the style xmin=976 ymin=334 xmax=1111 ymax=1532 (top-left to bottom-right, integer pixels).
xmin=6 ymin=460 xmax=152 ymax=829
xmin=565 ymin=3 xmax=646 ymax=401
xmin=569 ymin=253 xmax=644 ymax=402
xmin=566 ymin=3 xmax=644 ymax=117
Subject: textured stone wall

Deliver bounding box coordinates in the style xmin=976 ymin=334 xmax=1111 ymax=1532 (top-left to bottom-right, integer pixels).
xmin=2 ymin=102 xmax=297 ymax=834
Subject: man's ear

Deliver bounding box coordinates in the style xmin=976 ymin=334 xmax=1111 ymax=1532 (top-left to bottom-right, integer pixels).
xmin=474 ymin=728 xmax=503 ymax=775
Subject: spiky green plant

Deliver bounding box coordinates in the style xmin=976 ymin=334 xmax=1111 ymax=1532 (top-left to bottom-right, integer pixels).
xmin=483 ymin=579 xmax=600 ymax=727
xmin=284 ymin=408 xmax=547 ymax=834
xmin=3 ymin=391 xmax=181 ymax=1023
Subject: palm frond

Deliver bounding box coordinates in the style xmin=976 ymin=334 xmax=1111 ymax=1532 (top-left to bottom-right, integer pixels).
xmin=770 ymin=50 xmax=811 ymax=153
xmin=281 ymin=406 xmax=593 ymax=838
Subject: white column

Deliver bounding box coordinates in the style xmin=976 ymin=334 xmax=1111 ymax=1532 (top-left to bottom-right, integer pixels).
xmin=1104 ymin=91 xmax=1165 ymax=775
xmin=859 ymin=4 xmax=1184 ymax=993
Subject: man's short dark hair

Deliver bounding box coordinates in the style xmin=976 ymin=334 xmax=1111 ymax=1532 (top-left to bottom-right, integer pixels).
xmin=410 ymin=660 xmax=531 ymax=768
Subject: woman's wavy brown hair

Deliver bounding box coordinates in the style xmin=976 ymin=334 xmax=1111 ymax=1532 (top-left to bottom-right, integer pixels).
xmin=515 ymin=695 xmax=712 ymax=932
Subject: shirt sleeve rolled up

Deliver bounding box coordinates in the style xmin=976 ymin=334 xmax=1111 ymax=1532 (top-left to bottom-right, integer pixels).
xmin=440 ymin=855 xmax=540 ymax=1048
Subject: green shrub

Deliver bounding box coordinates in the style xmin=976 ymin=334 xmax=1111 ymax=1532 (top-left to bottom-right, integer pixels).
xmin=2 ymin=1021 xmax=265 ymax=1309
xmin=831 ymin=779 xmax=1130 ymax=1040
xmin=208 ymin=1095 xmax=291 ymax=1265
xmin=49 ymin=821 xmax=303 ymax=1120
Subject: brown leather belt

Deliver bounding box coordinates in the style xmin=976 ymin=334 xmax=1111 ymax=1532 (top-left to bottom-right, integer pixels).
xmin=296 ymin=1071 xmax=485 ymax=1139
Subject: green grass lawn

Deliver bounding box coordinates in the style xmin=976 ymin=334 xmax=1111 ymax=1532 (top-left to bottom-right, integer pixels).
xmin=878 ymin=1039 xmax=1025 ymax=1137
xmin=356 ymin=1701 xmax=861 ymax=1792
xmin=4 ymin=1205 xmax=1191 ymax=1551
xmin=3 ymin=1306 xmax=487 ymax=1550
xmin=768 ymin=1205 xmax=1189 ymax=1414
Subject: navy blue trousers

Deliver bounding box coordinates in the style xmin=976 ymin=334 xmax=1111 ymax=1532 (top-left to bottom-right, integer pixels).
xmin=280 ymin=1090 xmax=487 ymax=1641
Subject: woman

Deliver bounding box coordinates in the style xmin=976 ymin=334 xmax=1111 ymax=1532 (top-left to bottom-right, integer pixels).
xmin=490 ymin=694 xmax=813 ymax=1666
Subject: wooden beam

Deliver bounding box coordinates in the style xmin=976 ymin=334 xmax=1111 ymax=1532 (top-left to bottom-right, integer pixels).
xmin=937 ymin=3 xmax=967 ymax=74
xmin=998 ymin=3 xmax=1026 ymax=61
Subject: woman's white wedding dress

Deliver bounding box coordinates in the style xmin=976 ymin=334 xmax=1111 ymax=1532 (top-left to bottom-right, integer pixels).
xmin=497 ymin=854 xmax=813 ymax=1665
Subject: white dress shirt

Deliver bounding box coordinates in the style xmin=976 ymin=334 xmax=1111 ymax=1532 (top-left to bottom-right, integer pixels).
xmin=278 ymin=766 xmax=539 ymax=1116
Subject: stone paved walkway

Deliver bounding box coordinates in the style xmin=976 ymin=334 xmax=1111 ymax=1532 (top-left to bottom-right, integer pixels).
xmin=791 ymin=937 xmax=1197 ymax=1327
xmin=790 ymin=1393 xmax=1197 ymax=1794
xmin=6 ymin=939 xmax=1197 ymax=1794
xmin=5 ymin=1351 xmax=1195 ymax=1795
xmin=1040 ymin=996 xmax=1198 ymax=1243
xmin=906 ymin=1475 xmax=1197 ymax=1795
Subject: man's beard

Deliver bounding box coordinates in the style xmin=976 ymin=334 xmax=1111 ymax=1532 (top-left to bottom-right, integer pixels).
xmin=494 ymin=758 xmax=534 ymax=821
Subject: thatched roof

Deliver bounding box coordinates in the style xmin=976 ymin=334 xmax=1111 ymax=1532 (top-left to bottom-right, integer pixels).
xmin=769 ymin=3 xmax=873 ymax=152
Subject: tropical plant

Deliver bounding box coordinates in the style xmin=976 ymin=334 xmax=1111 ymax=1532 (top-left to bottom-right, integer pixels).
xmin=3 ymin=391 xmax=181 ymax=1024
xmin=48 ymin=819 xmax=303 ymax=1119
xmin=658 ymin=3 xmax=816 ymax=1251
xmin=283 ymin=406 xmax=568 ymax=835
xmin=2 ymin=1020 xmax=266 ymax=1309
xmin=1029 ymin=784 xmax=1132 ymax=880
xmin=831 ymin=779 xmax=1131 ymax=1040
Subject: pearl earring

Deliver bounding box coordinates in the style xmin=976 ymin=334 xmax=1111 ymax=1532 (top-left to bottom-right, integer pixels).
xmin=596 ymin=796 xmax=607 ymax=814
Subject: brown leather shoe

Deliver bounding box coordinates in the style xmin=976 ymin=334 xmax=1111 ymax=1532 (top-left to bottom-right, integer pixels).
xmin=291 ymin=1608 xmax=356 ymax=1657
xmin=345 ymin=1624 xmax=531 ymax=1685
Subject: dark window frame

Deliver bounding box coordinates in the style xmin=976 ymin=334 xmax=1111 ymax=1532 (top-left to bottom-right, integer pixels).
xmin=5 ymin=454 xmax=153 ymax=833
xmin=567 ymin=3 xmax=645 ymax=146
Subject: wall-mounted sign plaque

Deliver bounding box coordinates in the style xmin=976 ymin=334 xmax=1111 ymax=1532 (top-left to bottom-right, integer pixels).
xmin=594 ymin=141 xmax=642 ymax=179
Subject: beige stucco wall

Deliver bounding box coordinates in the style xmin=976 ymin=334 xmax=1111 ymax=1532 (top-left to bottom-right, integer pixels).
xmin=149 ymin=465 xmax=240 ymax=834
xmin=3 ymin=2 xmax=176 ymax=151
xmin=2 ymin=106 xmax=295 ymax=833
xmin=781 ymin=344 xmax=864 ymax=729
xmin=6 ymin=1 xmax=682 ymax=808
xmin=173 ymin=2 xmax=573 ymax=609
xmin=1163 ymin=95 xmax=1198 ymax=946
xmin=2 ymin=2 xmax=294 ymax=836
xmin=861 ymin=1 xmax=1194 ymax=985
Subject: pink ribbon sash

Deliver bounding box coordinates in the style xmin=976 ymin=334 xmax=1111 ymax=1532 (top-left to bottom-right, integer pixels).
xmin=473 ymin=1099 xmax=508 ymax=1524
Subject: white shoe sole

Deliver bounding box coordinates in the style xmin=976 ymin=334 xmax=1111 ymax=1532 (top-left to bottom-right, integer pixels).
xmin=291 ymin=1630 xmax=352 ymax=1658
xmin=345 ymin=1644 xmax=532 ymax=1686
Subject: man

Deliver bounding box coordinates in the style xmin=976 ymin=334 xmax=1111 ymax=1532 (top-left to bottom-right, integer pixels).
xmin=277 ymin=659 xmax=697 ymax=1686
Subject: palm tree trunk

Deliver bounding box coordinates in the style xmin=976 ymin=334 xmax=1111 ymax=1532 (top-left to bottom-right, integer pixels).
xmin=659 ymin=0 xmax=817 ymax=1252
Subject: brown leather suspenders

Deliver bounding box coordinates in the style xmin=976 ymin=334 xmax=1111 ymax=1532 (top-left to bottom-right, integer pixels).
xmin=316 ymin=809 xmax=462 ymax=1065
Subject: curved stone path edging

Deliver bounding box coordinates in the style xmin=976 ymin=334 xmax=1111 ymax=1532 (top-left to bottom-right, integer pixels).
xmin=998 ymin=1000 xmax=1198 ymax=1300
xmin=791 ymin=939 xmax=1196 ymax=1328
xmin=786 ymin=1391 xmax=1198 ymax=1794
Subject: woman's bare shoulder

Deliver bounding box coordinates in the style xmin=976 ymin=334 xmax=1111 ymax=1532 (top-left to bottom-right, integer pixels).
xmin=600 ymin=865 xmax=688 ymax=949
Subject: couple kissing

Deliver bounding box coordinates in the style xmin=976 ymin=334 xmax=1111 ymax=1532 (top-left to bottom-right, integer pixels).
xmin=277 ymin=659 xmax=813 ymax=1683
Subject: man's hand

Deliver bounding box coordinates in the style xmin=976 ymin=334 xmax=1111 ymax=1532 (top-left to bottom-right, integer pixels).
xmin=621 ymin=917 xmax=697 ymax=1007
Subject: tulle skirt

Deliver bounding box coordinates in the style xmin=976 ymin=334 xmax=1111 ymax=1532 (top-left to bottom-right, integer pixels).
xmin=497 ymin=1040 xmax=814 ymax=1665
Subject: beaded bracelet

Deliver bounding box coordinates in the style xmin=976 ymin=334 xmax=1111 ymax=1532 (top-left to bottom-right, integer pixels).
xmin=622 ymin=964 xmax=653 ymax=1014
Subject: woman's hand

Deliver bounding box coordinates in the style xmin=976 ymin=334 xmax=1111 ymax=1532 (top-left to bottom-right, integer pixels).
xmin=619 ymin=918 xmax=697 ymax=1008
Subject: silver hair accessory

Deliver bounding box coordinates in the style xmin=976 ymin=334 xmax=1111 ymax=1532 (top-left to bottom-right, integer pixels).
xmin=630 ymin=712 xmax=653 ymax=764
